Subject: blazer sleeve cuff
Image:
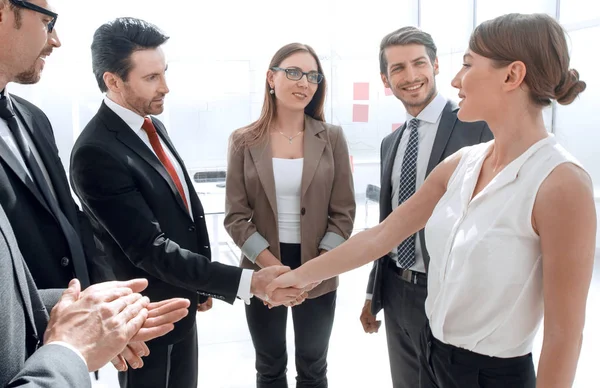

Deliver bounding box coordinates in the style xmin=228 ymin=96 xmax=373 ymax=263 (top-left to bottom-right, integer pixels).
xmin=241 ymin=232 xmax=270 ymax=263
xmin=318 ymin=232 xmax=346 ymax=252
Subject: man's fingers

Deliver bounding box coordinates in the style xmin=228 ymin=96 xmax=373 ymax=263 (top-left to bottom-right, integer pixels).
xmin=85 ymin=279 xmax=148 ymax=294
xmin=131 ymin=324 xmax=175 ymax=343
xmin=147 ymin=298 xmax=190 ymax=319
xmin=110 ymin=354 xmax=127 ymax=372
xmin=143 ymin=308 xmax=189 ymax=328
xmin=127 ymin=341 xmax=150 ymax=357
xmin=147 ymin=298 xmax=190 ymax=314
xmin=106 ymin=293 xmax=144 ymax=318
xmin=119 ymin=345 xmax=144 ymax=369
xmin=117 ymin=296 xmax=150 ymax=335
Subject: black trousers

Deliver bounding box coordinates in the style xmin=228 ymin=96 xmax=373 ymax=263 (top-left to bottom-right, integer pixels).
xmin=419 ymin=324 xmax=536 ymax=388
xmin=118 ymin=323 xmax=198 ymax=388
xmin=381 ymin=261 xmax=430 ymax=388
xmin=245 ymin=243 xmax=337 ymax=388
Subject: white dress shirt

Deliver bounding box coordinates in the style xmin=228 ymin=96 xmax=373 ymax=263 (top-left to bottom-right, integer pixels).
xmin=389 ymin=92 xmax=447 ymax=273
xmin=0 ymin=90 xmax=58 ymax=200
xmin=103 ymin=96 xmax=254 ymax=303
xmin=425 ymin=135 xmax=583 ymax=357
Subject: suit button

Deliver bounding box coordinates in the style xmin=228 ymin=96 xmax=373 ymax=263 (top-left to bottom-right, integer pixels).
xmin=301 ymin=207 xmax=306 ymax=216
xmin=189 ymin=225 xmax=196 ymax=232
xmin=60 ymin=257 xmax=70 ymax=267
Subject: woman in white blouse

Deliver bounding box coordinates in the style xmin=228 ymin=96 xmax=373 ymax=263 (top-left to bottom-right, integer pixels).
xmin=268 ymin=14 xmax=594 ymax=388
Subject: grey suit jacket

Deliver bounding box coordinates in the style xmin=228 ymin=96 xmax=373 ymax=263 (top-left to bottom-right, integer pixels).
xmin=367 ymin=100 xmax=493 ymax=315
xmin=0 ymin=205 xmax=89 ymax=388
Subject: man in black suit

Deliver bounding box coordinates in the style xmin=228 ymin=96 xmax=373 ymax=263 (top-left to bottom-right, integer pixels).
xmin=358 ymin=27 xmax=493 ymax=387
xmin=0 ymin=200 xmax=192 ymax=387
xmin=70 ymin=17 xmax=303 ymax=388
xmin=0 ymin=0 xmax=113 ymax=291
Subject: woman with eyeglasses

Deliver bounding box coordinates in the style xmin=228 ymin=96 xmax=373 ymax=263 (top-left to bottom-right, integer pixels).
xmin=267 ymin=14 xmax=593 ymax=388
xmin=224 ymin=43 xmax=355 ymax=388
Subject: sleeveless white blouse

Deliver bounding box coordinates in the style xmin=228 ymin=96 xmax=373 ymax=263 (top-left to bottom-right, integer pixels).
xmin=425 ymin=135 xmax=585 ymax=358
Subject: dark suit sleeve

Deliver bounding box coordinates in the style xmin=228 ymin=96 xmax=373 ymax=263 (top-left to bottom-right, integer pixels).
xmin=70 ymin=144 xmax=242 ymax=302
xmin=77 ymin=210 xmax=115 ymax=283
xmin=6 ymin=345 xmax=90 ymax=388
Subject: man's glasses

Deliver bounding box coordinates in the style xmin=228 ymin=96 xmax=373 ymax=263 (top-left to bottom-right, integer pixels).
xmin=270 ymin=67 xmax=324 ymax=84
xmin=8 ymin=0 xmax=58 ymax=33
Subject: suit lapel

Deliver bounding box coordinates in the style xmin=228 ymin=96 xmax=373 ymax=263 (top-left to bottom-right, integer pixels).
xmin=2 ymin=209 xmax=39 ymax=341
xmin=151 ymin=119 xmax=193 ymax=216
xmin=99 ymin=104 xmax=189 ymax=216
xmin=11 ymin=97 xmax=79 ymax=225
xmin=249 ymin=138 xmax=278 ymax=217
xmin=301 ymin=116 xmax=326 ymax=198
xmin=0 ymin=119 xmax=53 ymax=215
xmin=425 ymin=101 xmax=458 ymax=176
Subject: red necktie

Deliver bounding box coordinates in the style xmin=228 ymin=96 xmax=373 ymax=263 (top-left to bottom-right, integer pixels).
xmin=141 ymin=117 xmax=189 ymax=211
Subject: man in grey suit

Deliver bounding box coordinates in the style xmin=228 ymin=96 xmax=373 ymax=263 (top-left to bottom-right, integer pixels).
xmin=358 ymin=27 xmax=493 ymax=387
xmin=0 ymin=201 xmax=191 ymax=387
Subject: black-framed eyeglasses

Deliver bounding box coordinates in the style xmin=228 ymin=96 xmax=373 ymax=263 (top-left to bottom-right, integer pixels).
xmin=8 ymin=0 xmax=58 ymax=33
xmin=270 ymin=67 xmax=324 ymax=84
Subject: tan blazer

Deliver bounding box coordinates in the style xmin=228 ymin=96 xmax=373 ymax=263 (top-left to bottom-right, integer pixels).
xmin=224 ymin=115 xmax=356 ymax=298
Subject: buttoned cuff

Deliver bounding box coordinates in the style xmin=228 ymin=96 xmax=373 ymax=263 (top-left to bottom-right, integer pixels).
xmin=45 ymin=341 xmax=88 ymax=369
xmin=241 ymin=232 xmax=270 ymax=263
xmin=318 ymin=232 xmax=346 ymax=252
xmin=236 ymin=269 xmax=254 ymax=305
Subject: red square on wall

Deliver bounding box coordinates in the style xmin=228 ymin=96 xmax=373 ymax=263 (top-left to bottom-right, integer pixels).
xmin=352 ymin=104 xmax=369 ymax=123
xmin=353 ymin=82 xmax=370 ymax=100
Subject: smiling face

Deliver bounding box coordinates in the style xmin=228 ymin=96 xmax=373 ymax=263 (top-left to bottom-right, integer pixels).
xmin=268 ymin=51 xmax=320 ymax=113
xmin=381 ymin=43 xmax=439 ymax=117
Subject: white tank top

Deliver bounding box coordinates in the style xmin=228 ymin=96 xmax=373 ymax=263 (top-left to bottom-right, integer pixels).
xmin=272 ymin=158 xmax=303 ymax=244
xmin=424 ymin=135 xmax=585 ymax=358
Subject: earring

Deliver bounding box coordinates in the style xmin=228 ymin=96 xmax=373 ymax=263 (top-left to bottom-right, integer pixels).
xmin=269 ymin=88 xmax=275 ymax=95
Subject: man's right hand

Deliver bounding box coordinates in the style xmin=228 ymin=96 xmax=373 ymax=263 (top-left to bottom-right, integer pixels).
xmin=360 ymin=300 xmax=381 ymax=333
xmin=251 ymin=266 xmax=307 ymax=306
xmin=44 ymin=278 xmax=151 ymax=372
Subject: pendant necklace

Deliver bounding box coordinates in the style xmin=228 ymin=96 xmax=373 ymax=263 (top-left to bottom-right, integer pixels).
xmin=278 ymin=130 xmax=303 ymax=144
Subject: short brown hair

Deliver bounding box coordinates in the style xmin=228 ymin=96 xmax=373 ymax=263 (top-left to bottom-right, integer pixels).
xmin=469 ymin=13 xmax=585 ymax=106
xmin=379 ymin=27 xmax=437 ymax=75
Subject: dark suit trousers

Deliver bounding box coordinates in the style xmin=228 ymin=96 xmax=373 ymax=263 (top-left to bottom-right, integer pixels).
xmin=382 ymin=263 xmax=431 ymax=388
xmin=118 ymin=323 xmax=198 ymax=388
xmin=245 ymin=243 xmax=337 ymax=388
xmin=419 ymin=324 xmax=536 ymax=388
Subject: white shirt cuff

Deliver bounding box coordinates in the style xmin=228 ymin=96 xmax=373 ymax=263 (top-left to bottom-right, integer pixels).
xmin=45 ymin=341 xmax=88 ymax=368
xmin=236 ymin=269 xmax=254 ymax=305
xmin=365 ymin=293 xmax=373 ymax=301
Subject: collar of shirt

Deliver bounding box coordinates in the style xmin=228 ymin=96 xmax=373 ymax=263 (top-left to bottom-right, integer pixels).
xmin=405 ymin=92 xmax=447 ymax=125
xmin=103 ymin=95 xmax=146 ymax=133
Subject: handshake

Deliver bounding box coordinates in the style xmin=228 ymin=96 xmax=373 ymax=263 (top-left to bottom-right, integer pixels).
xmin=249 ymin=265 xmax=318 ymax=308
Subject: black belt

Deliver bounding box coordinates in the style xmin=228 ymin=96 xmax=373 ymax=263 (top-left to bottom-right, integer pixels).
xmin=387 ymin=259 xmax=427 ymax=285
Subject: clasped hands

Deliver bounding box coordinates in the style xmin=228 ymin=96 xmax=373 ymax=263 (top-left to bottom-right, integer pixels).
xmin=251 ymin=266 xmax=319 ymax=308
